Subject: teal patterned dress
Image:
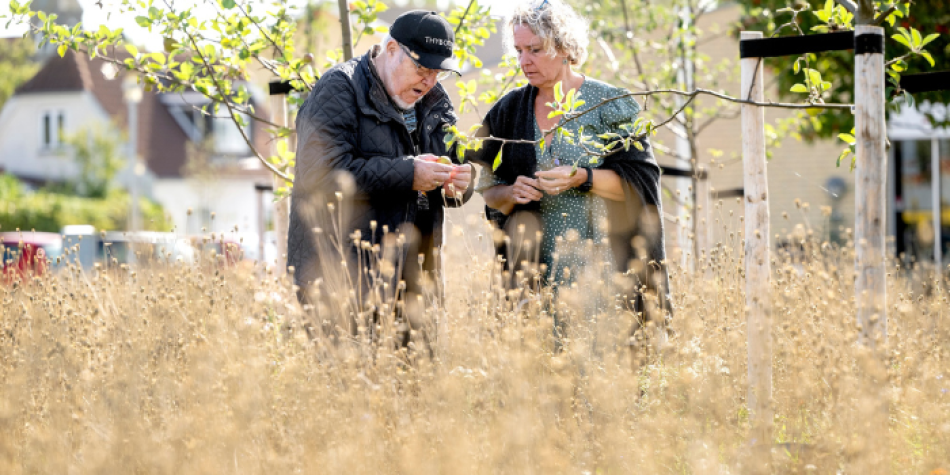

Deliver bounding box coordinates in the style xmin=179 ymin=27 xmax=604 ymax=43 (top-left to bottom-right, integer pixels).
xmin=477 ymin=78 xmax=642 ymax=286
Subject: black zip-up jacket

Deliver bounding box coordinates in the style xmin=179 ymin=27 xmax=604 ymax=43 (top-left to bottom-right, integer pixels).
xmin=287 ymin=47 xmax=474 ymax=293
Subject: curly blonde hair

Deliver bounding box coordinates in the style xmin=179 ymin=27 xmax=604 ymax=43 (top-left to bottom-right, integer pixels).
xmin=503 ymin=0 xmax=590 ymax=66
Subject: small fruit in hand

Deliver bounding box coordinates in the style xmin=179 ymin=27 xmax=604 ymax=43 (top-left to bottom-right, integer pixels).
xmin=437 ymin=156 xmax=453 ymax=165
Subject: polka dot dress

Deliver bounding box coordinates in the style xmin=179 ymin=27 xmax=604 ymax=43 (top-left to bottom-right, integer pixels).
xmin=478 ymin=78 xmax=642 ymax=286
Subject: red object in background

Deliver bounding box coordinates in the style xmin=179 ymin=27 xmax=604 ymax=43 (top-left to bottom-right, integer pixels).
xmin=1 ymin=232 xmax=61 ymax=285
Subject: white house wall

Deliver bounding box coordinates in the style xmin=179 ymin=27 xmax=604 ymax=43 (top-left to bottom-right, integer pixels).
xmin=152 ymin=177 xmax=271 ymax=238
xmin=0 ymin=91 xmax=113 ymax=183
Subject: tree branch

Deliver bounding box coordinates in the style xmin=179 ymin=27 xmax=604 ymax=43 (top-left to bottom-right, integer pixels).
xmin=175 ymin=4 xmax=292 ymax=183
xmin=834 ymin=0 xmax=858 ymax=14
xmin=872 ymin=4 xmax=899 ymax=26
xmin=552 ymin=88 xmax=853 ymax=136
xmin=454 ymin=0 xmax=476 ymax=35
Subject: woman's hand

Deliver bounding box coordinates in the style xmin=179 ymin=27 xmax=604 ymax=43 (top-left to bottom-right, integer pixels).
xmin=534 ymin=166 xmax=585 ymax=196
xmin=483 ymin=176 xmax=543 ymax=216
xmin=510 ymin=176 xmax=544 ymax=204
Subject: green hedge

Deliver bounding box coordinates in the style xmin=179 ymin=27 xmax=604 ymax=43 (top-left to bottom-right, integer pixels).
xmin=0 ymin=174 xmax=171 ymax=232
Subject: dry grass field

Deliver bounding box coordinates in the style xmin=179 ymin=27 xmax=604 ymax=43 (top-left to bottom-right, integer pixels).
xmin=1 ymin=201 xmax=948 ymax=474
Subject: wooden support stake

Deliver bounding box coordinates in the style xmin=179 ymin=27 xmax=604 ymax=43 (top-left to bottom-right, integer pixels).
xmin=270 ymin=93 xmax=290 ymax=275
xmin=740 ymin=31 xmax=773 ymax=459
xmin=853 ymin=24 xmax=889 ymax=472
xmin=933 ymin=138 xmax=942 ymax=269
xmin=854 ymin=25 xmax=887 ymax=346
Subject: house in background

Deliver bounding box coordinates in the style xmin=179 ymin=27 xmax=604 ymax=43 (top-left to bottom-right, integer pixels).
xmin=888 ymin=103 xmax=950 ymax=265
xmin=0 ymin=47 xmax=278 ymax=242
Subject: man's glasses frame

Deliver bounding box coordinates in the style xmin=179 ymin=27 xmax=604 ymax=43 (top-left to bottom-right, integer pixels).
xmin=398 ymin=43 xmax=454 ymax=82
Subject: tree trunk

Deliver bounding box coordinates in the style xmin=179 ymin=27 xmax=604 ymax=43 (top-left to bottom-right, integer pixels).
xmin=338 ymin=0 xmax=353 ymax=61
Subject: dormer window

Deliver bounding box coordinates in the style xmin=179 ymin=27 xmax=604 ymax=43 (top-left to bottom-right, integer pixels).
xmin=40 ymin=110 xmax=66 ymax=150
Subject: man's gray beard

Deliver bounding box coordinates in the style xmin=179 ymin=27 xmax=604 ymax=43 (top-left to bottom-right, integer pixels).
xmin=391 ymin=94 xmax=418 ymax=111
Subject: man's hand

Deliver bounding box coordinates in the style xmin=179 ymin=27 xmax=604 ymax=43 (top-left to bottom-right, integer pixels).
xmin=534 ymin=166 xmax=585 ymax=196
xmin=413 ymin=156 xmax=454 ymax=191
xmin=443 ymin=163 xmax=473 ymax=198
xmin=509 ymin=175 xmax=544 ymax=204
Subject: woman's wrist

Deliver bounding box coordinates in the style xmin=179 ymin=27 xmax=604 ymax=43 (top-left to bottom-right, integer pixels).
xmin=573 ymin=167 xmax=592 ymax=191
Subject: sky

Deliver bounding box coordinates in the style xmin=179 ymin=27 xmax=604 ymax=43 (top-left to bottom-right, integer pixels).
xmin=0 ymin=0 xmax=513 ymax=50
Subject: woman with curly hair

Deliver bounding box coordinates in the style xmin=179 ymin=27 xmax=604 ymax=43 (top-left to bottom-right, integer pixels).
xmin=469 ymin=0 xmax=673 ymax=356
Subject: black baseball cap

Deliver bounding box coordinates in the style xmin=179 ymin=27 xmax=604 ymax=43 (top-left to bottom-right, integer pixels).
xmin=389 ymin=10 xmax=460 ymax=74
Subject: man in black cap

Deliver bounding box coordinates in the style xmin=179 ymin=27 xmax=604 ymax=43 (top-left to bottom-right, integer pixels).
xmin=288 ymin=10 xmax=475 ymax=349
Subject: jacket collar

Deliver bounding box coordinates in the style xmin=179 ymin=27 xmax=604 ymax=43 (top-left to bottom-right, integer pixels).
xmin=358 ymin=46 xmax=451 ymax=124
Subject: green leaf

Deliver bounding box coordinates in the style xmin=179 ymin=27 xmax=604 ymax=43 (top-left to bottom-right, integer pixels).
xmin=837 ymin=133 xmax=855 ymax=145
xmin=910 ymin=27 xmax=922 ymax=49
xmin=820 ymin=81 xmax=832 ymax=91
xmin=806 ymin=69 xmax=822 ymax=87
xmin=554 ymin=81 xmax=563 ymax=104
xmin=836 ymin=148 xmax=850 ymax=167
xmin=163 ymin=37 xmax=179 ymax=53
xmin=793 ymin=59 xmax=800 ymax=75
xmin=921 ymin=52 xmax=935 ymax=67
xmin=633 ymin=141 xmax=644 ymax=152
xmin=57 ymin=43 xmax=67 ymax=57
xmin=891 ymin=33 xmax=912 ymax=50
xmin=790 ymin=83 xmax=808 ymax=93
xmin=221 ymin=0 xmax=236 ymax=9
xmin=920 ymin=33 xmax=940 ymax=48
xmin=124 ymin=44 xmax=139 ymax=57
xmin=492 ymin=148 xmax=502 ymax=171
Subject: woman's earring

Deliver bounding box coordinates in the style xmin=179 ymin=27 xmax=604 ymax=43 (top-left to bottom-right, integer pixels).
xmin=562 ymin=59 xmax=568 ymax=64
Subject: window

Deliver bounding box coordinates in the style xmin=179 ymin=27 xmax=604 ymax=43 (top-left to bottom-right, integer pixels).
xmin=40 ymin=110 xmax=66 ymax=150
xmin=213 ymin=114 xmax=251 ymax=155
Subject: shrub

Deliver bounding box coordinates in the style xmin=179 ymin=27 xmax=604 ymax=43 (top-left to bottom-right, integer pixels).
xmin=0 ymin=174 xmax=170 ymax=232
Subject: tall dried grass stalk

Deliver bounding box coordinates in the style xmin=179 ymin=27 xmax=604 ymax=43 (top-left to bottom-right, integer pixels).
xmin=0 ymin=201 xmax=948 ymax=474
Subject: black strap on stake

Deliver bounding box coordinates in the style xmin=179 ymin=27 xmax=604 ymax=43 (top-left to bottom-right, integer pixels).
xmin=661 ymin=165 xmax=708 ymax=180
xmin=739 ymin=31 xmax=853 ymax=58
xmin=855 ymin=32 xmax=884 ymax=55
xmin=714 ymin=188 xmax=744 ymax=199
xmin=900 ymin=71 xmax=950 ymax=94
xmin=269 ymin=80 xmax=296 ymax=96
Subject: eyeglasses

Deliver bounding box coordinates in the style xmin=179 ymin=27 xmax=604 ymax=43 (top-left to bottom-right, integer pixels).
xmin=399 ymin=43 xmax=454 ymax=82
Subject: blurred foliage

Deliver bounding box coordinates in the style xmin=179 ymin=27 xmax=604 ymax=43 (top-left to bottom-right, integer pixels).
xmin=0 ymin=174 xmax=171 ymax=232
xmin=0 ymin=35 xmax=40 ymax=111
xmin=63 ymin=124 xmax=126 ymax=199
xmin=735 ymin=0 xmax=950 ymax=140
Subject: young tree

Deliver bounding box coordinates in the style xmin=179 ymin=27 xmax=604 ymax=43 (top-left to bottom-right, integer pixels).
xmin=736 ymin=0 xmax=950 ymax=139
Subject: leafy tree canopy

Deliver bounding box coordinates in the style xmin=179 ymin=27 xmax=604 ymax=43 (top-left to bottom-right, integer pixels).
xmin=735 ymin=0 xmax=949 ymax=140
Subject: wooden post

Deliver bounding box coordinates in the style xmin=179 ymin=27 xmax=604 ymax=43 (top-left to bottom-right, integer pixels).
xmin=933 ymin=138 xmax=942 ymax=269
xmin=270 ymin=89 xmax=290 ymax=275
xmin=853 ymin=24 xmax=889 ymax=472
xmin=740 ymin=31 xmax=773 ymax=458
xmin=854 ymin=25 xmax=887 ymax=346
xmin=337 ymin=0 xmax=353 ymax=61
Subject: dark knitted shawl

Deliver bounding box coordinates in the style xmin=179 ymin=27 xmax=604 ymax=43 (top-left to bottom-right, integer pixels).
xmin=469 ymin=84 xmax=673 ymax=315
